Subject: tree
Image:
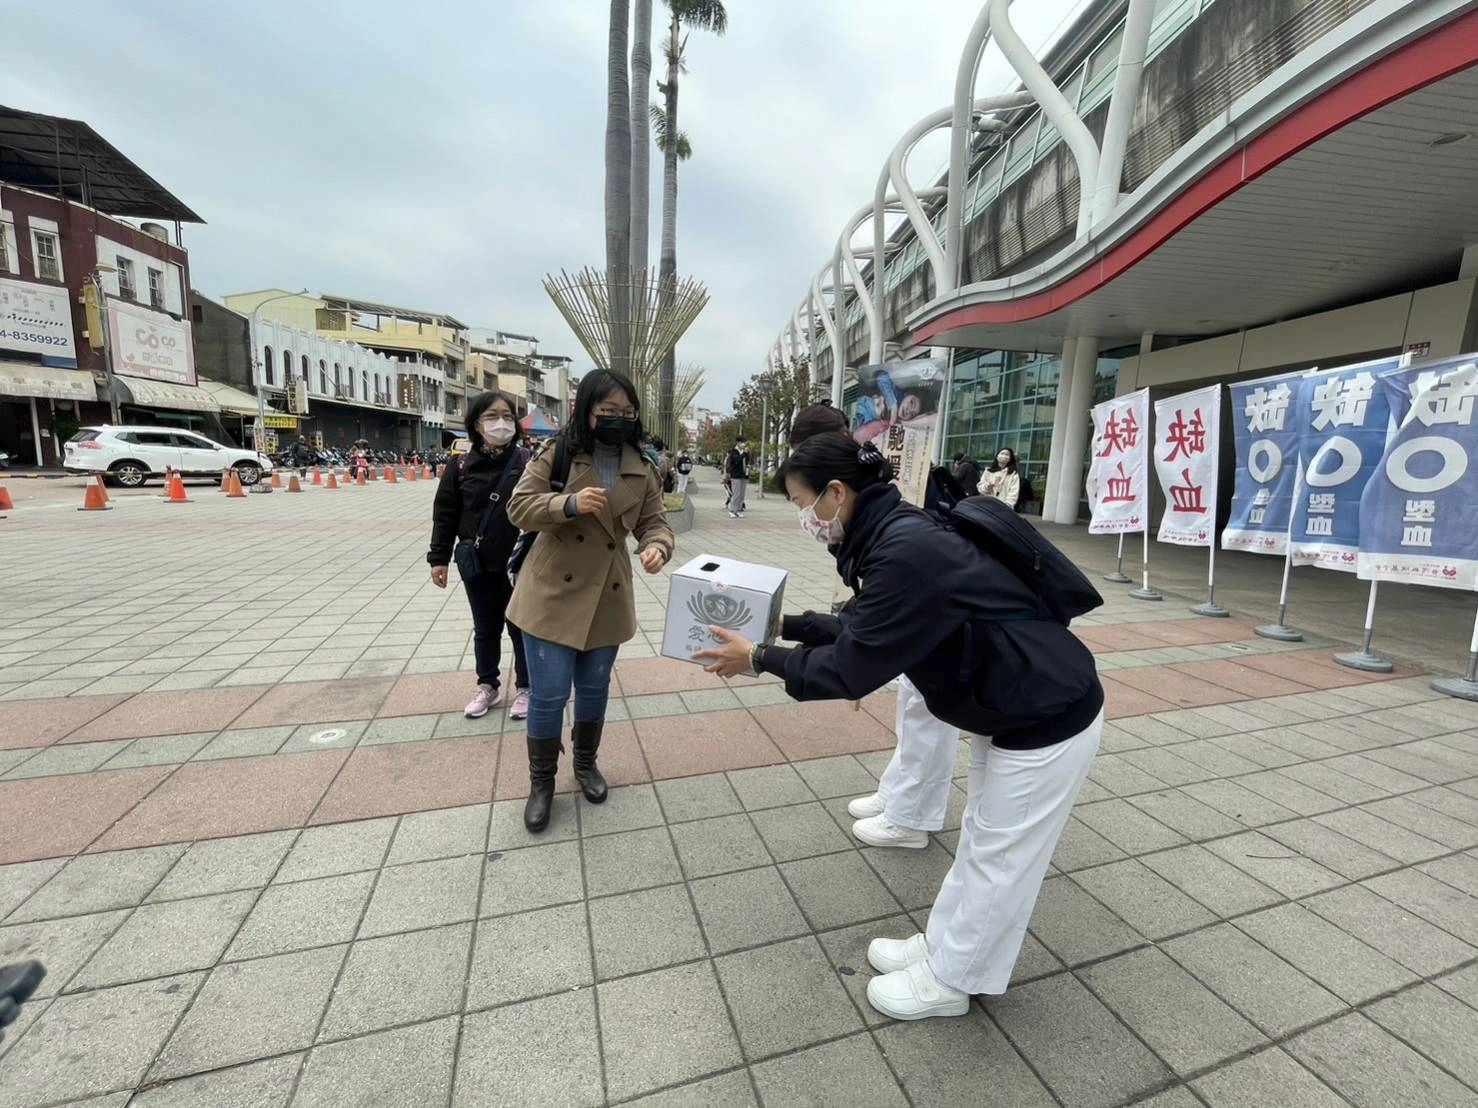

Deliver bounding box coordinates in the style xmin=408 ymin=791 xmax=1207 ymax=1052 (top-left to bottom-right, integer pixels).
xmin=605 ymin=0 xmax=633 ymax=375
xmin=656 ymin=0 xmax=727 ymax=445
xmin=629 ymin=0 xmax=654 ymax=280
xmin=650 ymin=104 xmax=691 ymax=160
xmin=731 ymin=354 xmax=825 ymax=472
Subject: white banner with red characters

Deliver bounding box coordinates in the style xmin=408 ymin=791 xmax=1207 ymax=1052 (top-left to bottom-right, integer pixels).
xmin=1086 ymin=389 xmax=1150 ymax=535
xmin=1153 ymin=385 xmax=1222 ymax=547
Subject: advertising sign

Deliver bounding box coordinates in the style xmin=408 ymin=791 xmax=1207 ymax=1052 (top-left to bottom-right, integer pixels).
xmin=1222 ymin=371 xmax=1304 ymax=554
xmin=1086 ymin=389 xmax=1150 ymax=535
xmin=1152 ymin=385 xmax=1222 ymax=547
xmin=847 ymin=358 xmax=944 ymax=508
xmin=107 ymin=300 xmax=196 ymax=385
xmin=1358 ymin=356 xmax=1478 ymax=591
xmin=1287 ymin=356 xmax=1405 ymax=571
xmin=0 ymin=277 xmax=78 ymax=365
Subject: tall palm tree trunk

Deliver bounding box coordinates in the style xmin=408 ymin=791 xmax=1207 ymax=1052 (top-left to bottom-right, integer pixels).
xmin=656 ymin=13 xmax=680 ymax=443
xmin=605 ymin=0 xmax=633 ymax=375
xmin=630 ymin=0 xmax=654 ymax=283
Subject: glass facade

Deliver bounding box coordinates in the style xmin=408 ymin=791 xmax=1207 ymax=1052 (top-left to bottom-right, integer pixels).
xmin=942 ymin=348 xmax=1120 ymax=517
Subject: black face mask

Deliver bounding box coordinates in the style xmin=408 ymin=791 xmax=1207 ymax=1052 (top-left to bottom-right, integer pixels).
xmin=593 ymin=416 xmax=635 ymax=447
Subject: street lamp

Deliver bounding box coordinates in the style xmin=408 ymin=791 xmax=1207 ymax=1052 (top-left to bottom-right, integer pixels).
xmin=88 ymin=265 xmax=120 ymax=424
xmin=757 ymin=376 xmax=777 ymax=500
xmin=249 ymin=288 xmax=310 ymax=495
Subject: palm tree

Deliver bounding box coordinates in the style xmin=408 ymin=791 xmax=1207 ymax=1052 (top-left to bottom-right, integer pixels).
xmin=605 ymin=0 xmax=633 ymax=374
xmin=650 ymin=104 xmax=692 ymax=160
xmin=630 ymin=0 xmax=654 ymax=280
xmin=655 ymin=0 xmax=726 ymax=444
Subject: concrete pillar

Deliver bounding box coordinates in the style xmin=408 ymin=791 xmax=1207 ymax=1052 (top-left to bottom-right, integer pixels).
xmin=1046 ymin=336 xmax=1099 ymax=526
xmin=1041 ymin=337 xmax=1079 ymax=519
xmin=1461 ymin=244 xmax=1478 ymax=280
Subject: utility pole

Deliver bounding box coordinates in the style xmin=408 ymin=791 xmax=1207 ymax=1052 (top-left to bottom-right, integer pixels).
xmin=757 ymin=376 xmax=776 ymax=499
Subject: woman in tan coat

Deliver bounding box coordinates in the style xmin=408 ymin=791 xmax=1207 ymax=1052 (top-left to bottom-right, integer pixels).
xmin=506 ymin=370 xmax=674 ymax=832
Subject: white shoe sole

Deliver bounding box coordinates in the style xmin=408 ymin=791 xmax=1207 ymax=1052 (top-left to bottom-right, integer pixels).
xmin=866 ymin=980 xmax=970 ymax=1021
xmin=852 ymin=822 xmax=928 ymax=849
xmin=867 ymin=937 xmax=928 ymax=974
xmin=847 ymin=795 xmax=886 ymax=819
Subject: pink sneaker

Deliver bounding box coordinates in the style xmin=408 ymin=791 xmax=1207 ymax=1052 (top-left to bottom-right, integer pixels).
xmin=510 ymin=689 xmax=530 ymax=720
xmin=464 ymin=684 xmax=502 ymax=719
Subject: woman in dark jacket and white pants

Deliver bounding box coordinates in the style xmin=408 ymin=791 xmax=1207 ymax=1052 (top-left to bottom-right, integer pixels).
xmin=427 ymin=391 xmax=531 ymax=720
xmin=697 ymin=434 xmax=1104 ymax=1021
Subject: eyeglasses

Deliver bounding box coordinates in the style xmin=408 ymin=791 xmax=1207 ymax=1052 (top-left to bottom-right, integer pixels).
xmin=594 ymin=406 xmax=638 ymax=420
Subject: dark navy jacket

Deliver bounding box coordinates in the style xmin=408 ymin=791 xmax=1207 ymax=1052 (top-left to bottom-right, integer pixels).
xmin=758 ymin=483 xmax=1103 ymax=748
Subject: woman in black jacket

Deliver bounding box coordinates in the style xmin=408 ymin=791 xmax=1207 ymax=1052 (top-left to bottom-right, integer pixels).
xmin=696 ymin=434 xmax=1104 ymax=1021
xmin=428 ymin=392 xmax=531 ymax=721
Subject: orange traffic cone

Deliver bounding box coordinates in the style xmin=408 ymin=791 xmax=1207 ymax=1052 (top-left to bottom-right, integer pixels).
xmin=164 ymin=472 xmax=191 ymax=504
xmin=226 ymin=470 xmax=246 ymax=498
xmin=312 ymin=467 xmax=322 ymax=486
xmin=406 ymin=466 xmax=417 ymax=482
xmin=287 ymin=474 xmax=303 ymax=493
xmin=422 ymin=465 xmax=433 ymax=479
xmin=269 ymin=470 xmax=283 ymax=489
xmin=385 ymin=466 xmax=398 ymax=484
xmin=220 ymin=466 xmax=232 ymax=492
xmin=79 ymin=474 xmax=111 ymax=511
xmin=356 ymin=468 xmax=367 ymax=487
xmin=0 ymin=482 xmax=13 ymax=511
xmin=89 ymin=472 xmax=111 ymax=504
xmin=326 ymin=470 xmax=340 ymax=489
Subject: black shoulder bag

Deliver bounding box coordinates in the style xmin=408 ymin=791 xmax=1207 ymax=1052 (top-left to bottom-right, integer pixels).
xmin=506 ymin=437 xmax=572 ymax=586
xmin=453 ymin=454 xmax=525 ymax=584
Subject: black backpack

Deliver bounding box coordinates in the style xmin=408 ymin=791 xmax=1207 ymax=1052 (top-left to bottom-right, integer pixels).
xmin=507 ymin=437 xmax=572 ymax=584
xmin=945 ymin=496 xmax=1103 ymax=625
xmin=1015 ymin=474 xmax=1035 ymax=512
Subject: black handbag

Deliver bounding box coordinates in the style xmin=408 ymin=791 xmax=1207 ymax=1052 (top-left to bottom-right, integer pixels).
xmin=454 ymin=454 xmax=525 ymax=584
xmin=507 ymin=437 xmax=572 ymax=586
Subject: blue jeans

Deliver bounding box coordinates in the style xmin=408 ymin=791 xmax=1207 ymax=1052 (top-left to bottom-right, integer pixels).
xmin=522 ymin=634 xmax=619 ymax=739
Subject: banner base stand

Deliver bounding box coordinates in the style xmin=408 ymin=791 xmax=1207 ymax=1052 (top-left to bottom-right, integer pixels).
xmin=1256 ymin=623 xmax=1304 ymax=642
xmin=1191 ymin=602 xmax=1230 ymax=618
xmin=1432 ymin=676 xmax=1478 ymax=703
xmin=1333 ymin=650 xmax=1394 ymax=674
xmin=1103 ymin=571 xmax=1132 ymax=584
xmin=1129 ymin=588 xmax=1163 ymax=602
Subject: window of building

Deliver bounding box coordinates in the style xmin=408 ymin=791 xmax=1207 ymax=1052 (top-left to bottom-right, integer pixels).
xmin=0 ymin=218 xmax=12 ymax=273
xmin=263 ymin=346 xmax=275 ymax=387
xmin=362 ymin=371 xmax=369 ymax=399
xmin=301 ymin=355 xmax=310 ymax=384
xmin=319 ymin=360 xmax=328 ymax=394
xmin=334 ymin=364 xmax=342 ymax=395
xmin=116 ymin=258 xmax=136 ymax=300
xmin=147 ymin=267 xmax=164 ymax=309
xmin=33 ymin=229 xmax=61 ymax=281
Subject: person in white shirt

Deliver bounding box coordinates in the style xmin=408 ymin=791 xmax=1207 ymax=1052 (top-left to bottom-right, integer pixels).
xmin=983 ymin=448 xmax=1022 ymax=510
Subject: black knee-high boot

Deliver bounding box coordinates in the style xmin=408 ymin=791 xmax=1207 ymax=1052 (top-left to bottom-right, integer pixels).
xmin=523 ymin=737 xmax=562 ymax=831
xmin=572 ymin=721 xmax=608 ymax=804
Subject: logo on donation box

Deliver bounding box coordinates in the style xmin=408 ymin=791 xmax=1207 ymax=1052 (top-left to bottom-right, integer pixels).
xmin=687 ymin=590 xmax=752 ymax=644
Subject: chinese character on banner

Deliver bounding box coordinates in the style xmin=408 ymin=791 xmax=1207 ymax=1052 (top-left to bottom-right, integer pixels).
xmin=1307 ymin=493 xmax=1336 ymax=514
xmin=1086 ymin=390 xmax=1151 ymax=535
xmin=1243 ymin=383 xmax=1293 ymax=432
xmin=1308 ymin=517 xmax=1334 ymax=536
xmin=1358 ymin=357 xmax=1478 ymax=591
xmin=1153 ymin=385 xmax=1221 ymax=547
xmin=1310 ymin=372 xmax=1375 ymax=430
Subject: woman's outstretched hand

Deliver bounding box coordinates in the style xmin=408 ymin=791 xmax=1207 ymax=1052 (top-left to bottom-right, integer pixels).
xmin=693 ymin=627 xmax=754 ymax=677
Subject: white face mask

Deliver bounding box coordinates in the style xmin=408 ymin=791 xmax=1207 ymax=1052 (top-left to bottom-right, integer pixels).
xmin=798 ymin=487 xmax=845 ymax=545
xmin=480 ymin=418 xmax=515 ymax=446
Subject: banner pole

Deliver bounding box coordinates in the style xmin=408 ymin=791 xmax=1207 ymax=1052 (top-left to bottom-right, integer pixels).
xmin=1130 ymin=526 xmax=1162 ymax=601
xmin=1191 ymin=540 xmax=1229 ymax=617
xmin=1104 ymin=533 xmax=1132 ymax=584
xmin=1256 ymin=545 xmax=1304 ymax=641
xmin=1431 ymin=602 xmax=1478 ymax=702
xmin=1334 ymin=580 xmax=1394 ymax=673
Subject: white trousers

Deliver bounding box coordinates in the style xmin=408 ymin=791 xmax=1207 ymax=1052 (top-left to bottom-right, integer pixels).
xmin=677 ymin=472 xmax=690 ymax=493
xmin=876 ymin=676 xmax=958 ymax=832
xmin=925 ymin=711 xmax=1103 ymax=995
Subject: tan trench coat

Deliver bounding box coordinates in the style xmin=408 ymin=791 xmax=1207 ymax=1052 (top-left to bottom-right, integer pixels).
xmin=505 ymin=442 xmax=675 ymax=651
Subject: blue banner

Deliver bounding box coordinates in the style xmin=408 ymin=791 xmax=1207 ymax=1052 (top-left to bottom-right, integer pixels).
xmin=1358 ymin=355 xmax=1478 ymax=591
xmin=1287 ymin=356 xmax=1405 ymax=572
xmin=1222 ymin=371 xmax=1305 ymax=555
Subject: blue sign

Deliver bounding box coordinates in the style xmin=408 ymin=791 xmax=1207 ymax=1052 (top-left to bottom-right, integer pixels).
xmin=1287 ymin=356 xmax=1405 ymax=572
xmin=1358 ymin=355 xmax=1478 ymax=591
xmin=1223 ymin=371 xmax=1305 ymax=556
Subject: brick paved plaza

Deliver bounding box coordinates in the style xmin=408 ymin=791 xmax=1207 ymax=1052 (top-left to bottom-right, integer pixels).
xmin=2 ymin=474 xmax=1478 ymax=1107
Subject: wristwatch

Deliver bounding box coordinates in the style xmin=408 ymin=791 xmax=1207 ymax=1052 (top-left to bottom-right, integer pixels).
xmin=749 ymin=643 xmax=766 ymax=677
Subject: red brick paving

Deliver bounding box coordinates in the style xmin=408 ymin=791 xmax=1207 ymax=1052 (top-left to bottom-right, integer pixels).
xmin=636 ymin=709 xmax=785 ymax=779
xmin=65 ymin=687 xmax=267 ymax=743
xmin=90 ymin=750 xmax=348 ymax=851
xmin=1108 ymin=665 xmax=1246 ymax=709
xmin=749 ymin=701 xmax=893 ymax=761
xmin=614 ymin=658 xmax=780 ymax=697
xmin=1167 ymin=658 xmax=1315 ymax=699
xmin=492 ymin=722 xmax=650 ymax=801
xmin=312 ymin=736 xmax=500 ymax=822
xmin=0 ymin=767 xmax=172 ymax=863
xmin=377 ymin=672 xmax=484 ymax=719
xmin=231 ymin=678 xmax=394 ymax=728
xmin=0 ymin=695 xmax=128 ymax=750
xmin=1238 ymin=650 xmax=1406 ymax=689
xmin=1100 ymin=676 xmax=1178 ymax=720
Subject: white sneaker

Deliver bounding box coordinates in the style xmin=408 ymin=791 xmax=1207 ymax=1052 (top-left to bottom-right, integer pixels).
xmin=852 ymin=814 xmax=928 ymax=849
xmin=847 ymin=793 xmax=886 ymax=819
xmin=867 ymin=959 xmax=970 ymax=1021
xmin=868 ymin=933 xmax=929 ymax=974
xmin=728 ymin=512 xmax=738 ymax=519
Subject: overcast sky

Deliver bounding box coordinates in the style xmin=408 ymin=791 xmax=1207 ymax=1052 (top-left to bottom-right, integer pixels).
xmin=11 ymin=0 xmax=1081 ymax=411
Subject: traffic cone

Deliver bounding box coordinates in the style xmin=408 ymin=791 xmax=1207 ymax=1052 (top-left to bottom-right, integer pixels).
xmin=269 ymin=470 xmax=283 ymax=489
xmin=79 ymin=474 xmax=111 ymax=511
xmin=0 ymin=482 xmax=13 ymax=511
xmin=220 ymin=466 xmax=232 ymax=492
xmin=287 ymin=474 xmax=303 ymax=493
xmin=422 ymin=465 xmax=433 ymax=479
xmin=91 ymin=472 xmax=111 ymax=505
xmin=312 ymin=467 xmax=322 ymax=485
xmin=356 ymin=468 xmax=367 ymax=487
xmin=326 ymin=470 xmax=340 ymax=489
xmin=406 ymin=466 xmax=417 ymax=481
xmin=385 ymin=466 xmax=398 ymax=484
xmin=164 ymin=472 xmax=190 ymax=504
xmin=226 ymin=470 xmax=246 ymax=498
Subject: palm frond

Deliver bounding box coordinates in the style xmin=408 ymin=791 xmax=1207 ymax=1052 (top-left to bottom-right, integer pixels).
xmin=666 ymin=0 xmax=728 ymax=34
xmin=649 ymin=104 xmax=693 ymax=160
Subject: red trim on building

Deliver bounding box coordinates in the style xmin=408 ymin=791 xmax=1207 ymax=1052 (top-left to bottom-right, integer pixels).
xmin=913 ymin=10 xmax=1478 ymax=342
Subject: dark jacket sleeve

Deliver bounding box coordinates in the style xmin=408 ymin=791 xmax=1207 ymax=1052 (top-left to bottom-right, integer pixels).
xmin=428 ymin=464 xmax=461 ymax=566
xmin=780 ymin=611 xmax=844 ymax=647
xmin=760 ymin=523 xmax=961 ymax=701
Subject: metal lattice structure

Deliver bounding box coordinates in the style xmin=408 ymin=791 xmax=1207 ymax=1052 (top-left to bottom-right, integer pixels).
xmin=543 ymin=267 xmax=709 ymax=381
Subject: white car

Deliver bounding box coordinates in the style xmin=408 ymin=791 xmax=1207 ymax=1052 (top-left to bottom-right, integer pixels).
xmin=64 ymin=426 xmax=273 ymax=488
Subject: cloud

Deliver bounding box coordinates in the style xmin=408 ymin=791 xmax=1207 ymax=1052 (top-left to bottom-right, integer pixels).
xmin=9 ymin=0 xmax=1083 ymax=411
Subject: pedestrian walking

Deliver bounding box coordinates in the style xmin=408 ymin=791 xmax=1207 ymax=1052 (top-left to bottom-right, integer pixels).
xmin=953 ymin=452 xmax=981 ymax=498
xmin=695 ymin=433 xmax=1103 ymax=1020
xmin=291 ymin=436 xmax=314 ymax=477
xmin=676 ymin=448 xmax=694 ymax=494
xmin=506 ymin=370 xmax=675 ymax=832
xmin=428 ymin=392 xmax=532 ymax=721
xmin=726 ymin=437 xmax=751 ymax=518
xmin=786 ymin=403 xmax=956 ymax=851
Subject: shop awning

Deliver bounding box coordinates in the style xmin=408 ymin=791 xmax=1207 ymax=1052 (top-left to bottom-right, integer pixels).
xmin=521 ymin=407 xmax=559 ymax=436
xmin=0 ymin=361 xmax=98 ymax=402
xmin=116 ymin=375 xmax=220 ymax=413
xmin=197 ymin=378 xmax=261 ymax=416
